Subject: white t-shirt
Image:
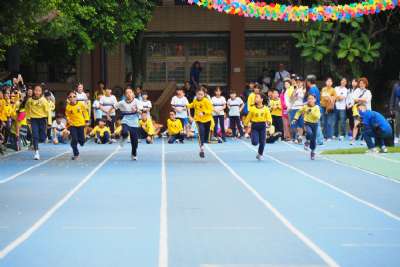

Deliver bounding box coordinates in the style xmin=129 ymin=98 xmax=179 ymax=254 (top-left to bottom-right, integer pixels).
xmin=76 ymin=92 xmax=88 ymax=103
xmin=335 ymin=86 xmax=348 ymax=110
xmin=171 ymin=96 xmax=189 ymax=119
xmin=100 ymin=95 xmax=118 ymax=116
xmin=211 ymin=96 xmax=226 ymax=116
xmin=290 ymin=87 xmax=305 ymax=110
xmin=227 ymin=97 xmax=243 ymax=117
xmin=141 ymin=100 xmax=152 ymax=116
xmin=353 ymin=88 xmax=372 ymax=110
xmin=115 ymin=99 xmax=141 ymax=127
xmin=52 ymin=120 xmax=66 ymax=132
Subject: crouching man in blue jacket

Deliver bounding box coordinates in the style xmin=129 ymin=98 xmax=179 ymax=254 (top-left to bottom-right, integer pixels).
xmin=358 ymin=103 xmax=392 ymax=153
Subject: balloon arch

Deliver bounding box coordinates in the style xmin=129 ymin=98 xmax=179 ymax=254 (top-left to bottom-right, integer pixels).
xmin=187 ymin=0 xmax=399 ymax=22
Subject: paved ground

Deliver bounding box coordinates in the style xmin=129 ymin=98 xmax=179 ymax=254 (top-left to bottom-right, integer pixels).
xmin=0 ymin=139 xmax=399 ymax=267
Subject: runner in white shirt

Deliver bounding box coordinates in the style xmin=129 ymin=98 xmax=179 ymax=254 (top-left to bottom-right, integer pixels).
xmin=334 ymin=78 xmax=348 ymax=140
xmin=227 ymin=91 xmax=244 ymax=138
xmin=211 ymin=87 xmax=227 ymax=142
xmin=171 ymin=88 xmax=190 ymax=135
xmin=100 ymin=88 xmax=118 ymax=132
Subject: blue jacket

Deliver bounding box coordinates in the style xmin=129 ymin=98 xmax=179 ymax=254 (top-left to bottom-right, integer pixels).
xmin=360 ymin=110 xmax=392 ymax=135
xmin=307 ymin=85 xmax=320 ymax=106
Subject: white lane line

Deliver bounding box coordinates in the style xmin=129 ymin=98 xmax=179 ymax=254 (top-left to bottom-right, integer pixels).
xmin=206 ymin=145 xmax=340 ymax=267
xmin=193 ymin=226 xmax=264 ymax=230
xmin=369 ymin=154 xmax=400 ymax=164
xmin=158 ymin=138 xmax=168 ymax=267
xmin=0 ymin=146 xmax=120 ymax=259
xmin=341 ymin=243 xmax=400 ymax=248
xmin=320 ymin=226 xmax=400 ymax=231
xmin=0 ymin=151 xmax=69 ymax=184
xmin=242 ymin=141 xmax=400 ymax=222
xmin=62 ymin=226 xmax=136 ymax=231
xmin=283 ymin=142 xmax=400 ymax=185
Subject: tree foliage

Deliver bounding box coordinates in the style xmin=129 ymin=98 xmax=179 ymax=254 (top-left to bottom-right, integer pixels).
xmin=0 ymin=0 xmax=155 ymax=62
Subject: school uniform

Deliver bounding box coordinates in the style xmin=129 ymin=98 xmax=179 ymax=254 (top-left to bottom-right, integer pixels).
xmin=171 ymin=95 xmax=189 ymax=127
xmin=227 ymin=97 xmax=244 ymax=137
xmin=115 ymin=99 xmax=141 ymax=156
xmin=26 ymin=97 xmax=52 ymax=151
xmin=65 ymin=102 xmax=89 ymax=157
xmin=294 ymin=105 xmax=321 ymax=151
xmin=99 ymin=94 xmax=118 ymax=132
xmin=211 ymin=96 xmax=226 ymax=139
xmin=245 ymin=105 xmax=272 ymax=155
xmin=167 ymin=118 xmax=184 ymax=143
xmin=187 ymin=97 xmax=213 ymax=146
xmin=90 ymin=125 xmax=111 ymax=144
xmin=269 ymin=98 xmax=283 ymax=134
xmin=139 ymin=118 xmax=155 ymax=143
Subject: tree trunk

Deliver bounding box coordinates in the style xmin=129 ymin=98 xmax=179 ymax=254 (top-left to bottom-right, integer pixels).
xmin=129 ymin=31 xmax=145 ymax=88
xmin=6 ymin=45 xmax=21 ymax=74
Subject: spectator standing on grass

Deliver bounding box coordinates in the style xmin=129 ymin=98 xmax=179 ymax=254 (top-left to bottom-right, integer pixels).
xmin=353 ymin=77 xmax=372 ymax=110
xmin=389 ymin=78 xmax=400 ymax=144
xmin=320 ymin=77 xmax=337 ymax=141
xmin=334 ymin=77 xmax=348 ymax=141
xmin=274 ymin=63 xmax=290 ymax=93
xmin=346 ymin=78 xmax=359 ymax=138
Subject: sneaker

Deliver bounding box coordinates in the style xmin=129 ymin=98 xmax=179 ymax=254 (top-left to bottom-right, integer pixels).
xmin=217 ymin=138 xmax=223 ymax=144
xmin=34 ymin=151 xmax=40 ymax=160
xmin=304 ymin=141 xmax=310 ymax=151
xmin=381 ymin=146 xmax=388 ymax=153
xmin=297 ymin=136 xmax=303 ymax=145
xmin=366 ymin=148 xmax=379 ymax=154
xmin=199 ymin=151 xmax=205 ymax=158
xmin=244 ymin=133 xmax=250 ymax=138
xmin=256 ymin=154 xmax=263 ymax=160
xmin=131 ymin=155 xmax=137 ymax=161
xmin=71 ymin=155 xmax=79 ymax=160
xmin=395 ymin=137 xmax=399 ymax=144
xmin=311 ymin=151 xmax=316 ymax=160
xmin=339 ymin=136 xmax=344 ymax=141
xmin=178 ymin=140 xmax=184 ymax=144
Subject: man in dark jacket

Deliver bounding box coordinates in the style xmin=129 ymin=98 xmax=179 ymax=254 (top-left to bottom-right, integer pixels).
xmin=389 ymin=79 xmax=400 ymax=143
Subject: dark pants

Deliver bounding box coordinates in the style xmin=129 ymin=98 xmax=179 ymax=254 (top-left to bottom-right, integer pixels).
xmin=31 ymin=118 xmax=47 ymax=151
xmin=346 ymin=108 xmax=355 ymax=135
xmin=197 ymin=121 xmax=211 ymax=146
xmin=321 ymin=108 xmax=335 ymax=139
xmin=96 ymin=132 xmax=110 ymax=144
xmin=103 ymin=115 xmax=116 ymax=133
xmin=271 ymin=115 xmax=283 ymax=134
xmin=305 ymin=122 xmax=318 ymax=151
xmin=122 ymin=124 xmax=139 ymax=156
xmin=251 ymin=122 xmax=266 ymax=155
xmin=363 ymin=127 xmax=392 ymax=149
xmin=69 ymin=126 xmax=85 ymax=156
xmin=213 ymin=115 xmax=225 ymax=138
xmin=229 ymin=116 xmax=243 ymax=137
xmin=335 ymin=109 xmax=347 ymax=137
xmin=168 ymin=134 xmax=184 ymax=144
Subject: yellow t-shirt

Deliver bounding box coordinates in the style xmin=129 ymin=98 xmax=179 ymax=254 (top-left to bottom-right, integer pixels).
xmin=245 ymin=106 xmax=272 ymax=125
xmin=167 ymin=119 xmax=183 ymax=135
xmin=140 ymin=119 xmax=155 ymax=136
xmin=294 ymin=104 xmax=321 ymax=123
xmin=187 ymin=98 xmax=213 ymax=123
xmin=247 ymin=92 xmax=256 ymax=111
xmin=26 ymin=97 xmax=52 ymax=124
xmin=65 ymin=102 xmax=89 ymax=127
xmin=90 ymin=126 xmax=111 ymax=137
xmin=269 ymin=99 xmax=282 ymax=117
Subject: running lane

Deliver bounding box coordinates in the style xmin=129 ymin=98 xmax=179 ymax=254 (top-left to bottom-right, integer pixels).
xmin=165 ymin=141 xmax=329 ymax=267
xmin=208 ymin=141 xmax=400 ymax=267
xmin=0 ymin=142 xmax=162 ymax=267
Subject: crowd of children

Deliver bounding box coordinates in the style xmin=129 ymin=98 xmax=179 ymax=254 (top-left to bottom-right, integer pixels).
xmin=0 ymin=72 xmax=394 ymax=161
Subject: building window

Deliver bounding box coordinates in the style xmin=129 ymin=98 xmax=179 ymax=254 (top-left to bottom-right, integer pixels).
xmin=144 ymin=39 xmax=228 ymax=85
xmin=245 ymin=37 xmax=294 ymax=82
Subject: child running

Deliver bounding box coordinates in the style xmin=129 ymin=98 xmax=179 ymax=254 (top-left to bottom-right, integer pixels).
xmin=187 ymin=88 xmax=213 ymax=158
xmin=25 ymin=85 xmax=52 ymax=160
xmin=245 ymin=94 xmax=272 ymax=160
xmin=292 ymin=94 xmax=321 ymax=160
xmin=115 ymin=87 xmax=141 ymax=160
xmin=167 ymin=110 xmax=184 ymax=144
xmin=65 ymin=90 xmax=89 ymax=160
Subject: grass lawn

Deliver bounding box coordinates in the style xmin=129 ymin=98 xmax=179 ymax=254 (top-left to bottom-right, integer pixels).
xmin=321 ymin=146 xmax=400 ymax=155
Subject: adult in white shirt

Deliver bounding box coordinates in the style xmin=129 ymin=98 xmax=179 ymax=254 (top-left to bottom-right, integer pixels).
xmin=334 ymin=78 xmax=348 ymax=140
xmin=171 ymin=88 xmax=190 ymax=134
xmin=353 ymin=77 xmax=372 ymax=110
xmin=211 ymin=87 xmax=227 ymax=141
xmin=100 ymin=87 xmax=118 ymax=132
xmin=274 ymin=63 xmax=290 ymax=93
xmin=227 ymin=91 xmax=244 ymax=138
